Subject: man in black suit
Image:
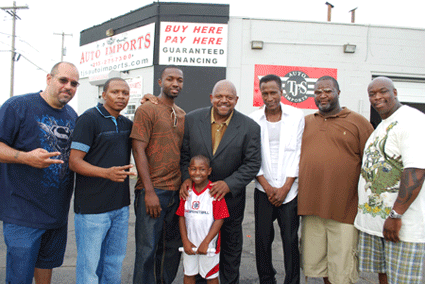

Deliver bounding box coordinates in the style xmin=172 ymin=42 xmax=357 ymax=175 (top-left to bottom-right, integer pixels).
xmin=180 ymin=79 xmax=261 ymax=283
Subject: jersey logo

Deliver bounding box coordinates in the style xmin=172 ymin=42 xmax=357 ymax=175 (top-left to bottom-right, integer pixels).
xmin=192 ymin=201 xmax=200 ymax=210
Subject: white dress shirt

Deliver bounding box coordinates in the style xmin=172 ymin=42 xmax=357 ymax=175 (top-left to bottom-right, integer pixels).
xmin=249 ymin=102 xmax=305 ymax=204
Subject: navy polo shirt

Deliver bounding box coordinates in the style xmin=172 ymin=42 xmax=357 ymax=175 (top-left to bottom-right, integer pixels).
xmin=71 ymin=103 xmax=133 ymax=214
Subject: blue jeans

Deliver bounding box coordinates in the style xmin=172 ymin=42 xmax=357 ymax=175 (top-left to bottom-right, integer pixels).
xmin=133 ymin=188 xmax=182 ymax=284
xmin=74 ymin=206 xmax=129 ymax=284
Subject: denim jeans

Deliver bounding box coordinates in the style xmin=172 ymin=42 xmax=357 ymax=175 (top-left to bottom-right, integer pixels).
xmin=74 ymin=206 xmax=129 ymax=284
xmin=133 ymin=188 xmax=182 ymax=284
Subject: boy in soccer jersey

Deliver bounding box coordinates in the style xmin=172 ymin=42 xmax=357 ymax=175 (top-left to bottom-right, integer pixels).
xmin=176 ymin=155 xmax=229 ymax=284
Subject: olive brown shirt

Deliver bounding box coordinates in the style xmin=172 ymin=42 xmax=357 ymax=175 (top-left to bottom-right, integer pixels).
xmin=211 ymin=107 xmax=234 ymax=155
xmin=298 ymin=107 xmax=373 ymax=224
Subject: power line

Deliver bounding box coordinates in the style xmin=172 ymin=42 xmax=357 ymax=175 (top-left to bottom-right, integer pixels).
xmin=0 ymin=33 xmax=41 ymax=53
xmin=19 ymin=53 xmax=49 ymax=73
xmin=0 ymin=48 xmax=50 ymax=72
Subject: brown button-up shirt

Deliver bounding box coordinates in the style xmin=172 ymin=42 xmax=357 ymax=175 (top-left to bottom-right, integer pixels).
xmin=211 ymin=107 xmax=234 ymax=155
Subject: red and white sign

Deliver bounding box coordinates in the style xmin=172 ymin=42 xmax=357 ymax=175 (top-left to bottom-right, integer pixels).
xmin=159 ymin=22 xmax=228 ymax=67
xmin=79 ymin=23 xmax=155 ymax=78
xmin=253 ymin=65 xmax=338 ymax=109
xmin=125 ymin=77 xmax=143 ymax=98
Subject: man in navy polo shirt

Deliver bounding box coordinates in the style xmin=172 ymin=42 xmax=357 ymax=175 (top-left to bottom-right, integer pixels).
xmin=69 ymin=77 xmax=135 ymax=283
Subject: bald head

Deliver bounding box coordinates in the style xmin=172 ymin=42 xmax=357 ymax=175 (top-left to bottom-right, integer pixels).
xmin=210 ymin=80 xmax=239 ymax=122
xmin=212 ymin=80 xmax=237 ymax=96
xmin=50 ymin=62 xmax=78 ymax=78
xmin=368 ymin=77 xmax=395 ymax=93
xmin=368 ymin=76 xmax=401 ymax=120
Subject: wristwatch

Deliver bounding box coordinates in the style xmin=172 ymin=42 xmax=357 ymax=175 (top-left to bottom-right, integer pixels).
xmin=389 ymin=209 xmax=403 ymax=219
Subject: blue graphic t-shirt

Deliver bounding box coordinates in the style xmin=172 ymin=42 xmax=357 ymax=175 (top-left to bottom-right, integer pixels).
xmin=0 ymin=92 xmax=77 ymax=229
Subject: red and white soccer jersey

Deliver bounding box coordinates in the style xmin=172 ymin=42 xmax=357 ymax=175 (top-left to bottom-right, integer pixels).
xmin=176 ymin=181 xmax=229 ymax=256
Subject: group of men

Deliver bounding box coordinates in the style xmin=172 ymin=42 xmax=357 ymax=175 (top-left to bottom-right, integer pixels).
xmin=0 ymin=61 xmax=424 ymax=284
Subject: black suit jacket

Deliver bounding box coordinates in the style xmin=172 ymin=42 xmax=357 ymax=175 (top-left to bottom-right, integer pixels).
xmin=180 ymin=107 xmax=261 ymax=217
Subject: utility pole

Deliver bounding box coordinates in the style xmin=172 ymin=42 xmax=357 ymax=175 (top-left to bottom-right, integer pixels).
xmin=1 ymin=1 xmax=28 ymax=98
xmin=53 ymin=32 xmax=72 ymax=61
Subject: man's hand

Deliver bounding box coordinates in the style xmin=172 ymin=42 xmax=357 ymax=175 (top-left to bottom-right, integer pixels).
xmin=145 ymin=190 xmax=162 ymax=218
xmin=179 ymin=178 xmax=192 ymax=200
xmin=383 ymin=217 xmax=402 ymax=243
xmin=25 ymin=148 xmax=63 ymax=168
xmin=210 ymin=180 xmax=230 ymax=201
xmin=269 ymin=185 xmax=290 ymax=207
xmin=105 ymin=164 xmax=137 ymax=182
xmin=140 ymin=93 xmax=158 ymax=105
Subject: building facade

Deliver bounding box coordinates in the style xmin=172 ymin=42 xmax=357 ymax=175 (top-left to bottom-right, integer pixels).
xmin=77 ymin=2 xmax=425 ymax=126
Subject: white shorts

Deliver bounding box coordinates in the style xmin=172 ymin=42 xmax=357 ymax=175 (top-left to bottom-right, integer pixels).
xmin=182 ymin=252 xmax=220 ymax=279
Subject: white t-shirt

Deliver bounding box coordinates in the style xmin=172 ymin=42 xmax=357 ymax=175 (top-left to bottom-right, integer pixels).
xmin=267 ymin=120 xmax=281 ymax=175
xmin=354 ymin=105 xmax=425 ymax=242
xmin=176 ymin=181 xmax=229 ymax=256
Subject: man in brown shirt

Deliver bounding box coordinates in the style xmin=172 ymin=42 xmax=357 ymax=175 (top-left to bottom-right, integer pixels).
xmin=131 ymin=66 xmax=185 ymax=284
xmin=298 ymin=76 xmax=373 ymax=284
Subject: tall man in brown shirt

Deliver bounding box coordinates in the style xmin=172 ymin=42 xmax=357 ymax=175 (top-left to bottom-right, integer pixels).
xmin=131 ymin=66 xmax=185 ymax=284
xmin=298 ymin=76 xmax=373 ymax=284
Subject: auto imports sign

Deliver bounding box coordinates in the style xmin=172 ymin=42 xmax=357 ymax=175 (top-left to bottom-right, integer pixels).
xmin=79 ymin=23 xmax=155 ymax=78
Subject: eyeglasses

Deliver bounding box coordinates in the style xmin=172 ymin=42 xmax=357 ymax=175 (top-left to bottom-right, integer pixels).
xmin=54 ymin=76 xmax=80 ymax=88
xmin=171 ymin=107 xmax=178 ymax=128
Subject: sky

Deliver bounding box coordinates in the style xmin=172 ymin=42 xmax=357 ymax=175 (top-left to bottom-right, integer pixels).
xmin=1 ymin=0 xmax=425 ymax=108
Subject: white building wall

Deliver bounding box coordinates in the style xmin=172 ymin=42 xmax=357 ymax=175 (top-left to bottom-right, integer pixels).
xmin=227 ymin=17 xmax=425 ymax=118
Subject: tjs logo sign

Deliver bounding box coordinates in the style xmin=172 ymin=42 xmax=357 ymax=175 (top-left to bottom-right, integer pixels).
xmin=283 ymin=71 xmax=310 ymax=103
xmin=253 ymin=65 xmax=337 ymax=109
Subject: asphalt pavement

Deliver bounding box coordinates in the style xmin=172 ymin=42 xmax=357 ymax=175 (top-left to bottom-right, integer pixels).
xmin=0 ymin=178 xmax=391 ymax=283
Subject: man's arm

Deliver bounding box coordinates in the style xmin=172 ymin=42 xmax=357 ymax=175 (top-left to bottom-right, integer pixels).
xmin=0 ymin=142 xmax=63 ymax=168
xmin=179 ymin=118 xmax=192 ymax=199
xmin=69 ymin=149 xmax=135 ymax=182
xmin=383 ymin=167 xmax=425 ymax=242
xmin=256 ymin=175 xmax=274 ymax=199
xmin=132 ymin=139 xmax=162 ymax=218
xmin=180 ymin=118 xmax=191 ymax=182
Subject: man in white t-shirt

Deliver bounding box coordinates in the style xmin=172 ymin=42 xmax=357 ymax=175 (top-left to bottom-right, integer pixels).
xmin=249 ymin=74 xmax=304 ymax=284
xmin=354 ymin=77 xmax=425 ymax=284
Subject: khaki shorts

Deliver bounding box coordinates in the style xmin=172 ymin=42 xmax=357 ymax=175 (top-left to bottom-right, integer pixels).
xmin=300 ymin=215 xmax=359 ymax=284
